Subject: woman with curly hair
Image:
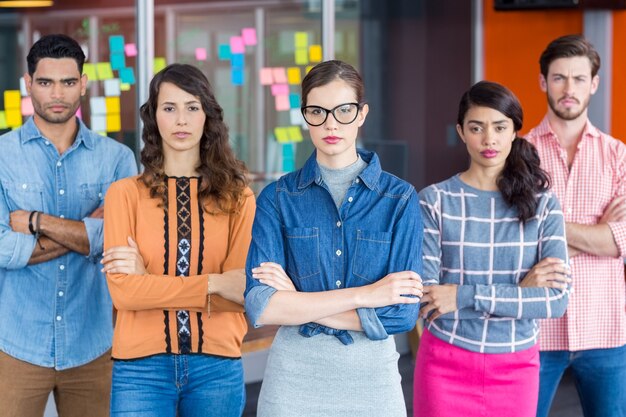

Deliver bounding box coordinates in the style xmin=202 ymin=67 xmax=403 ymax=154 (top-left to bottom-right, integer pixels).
xmin=101 ymin=63 xmax=255 ymax=417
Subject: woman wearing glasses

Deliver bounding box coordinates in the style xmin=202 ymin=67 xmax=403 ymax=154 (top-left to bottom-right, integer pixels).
xmin=245 ymin=60 xmax=424 ymax=416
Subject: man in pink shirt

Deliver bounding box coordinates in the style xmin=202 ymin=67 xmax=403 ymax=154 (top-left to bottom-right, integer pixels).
xmin=526 ymin=34 xmax=626 ymax=417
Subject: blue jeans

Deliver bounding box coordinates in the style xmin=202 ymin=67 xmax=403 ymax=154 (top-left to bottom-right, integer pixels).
xmin=537 ymin=345 xmax=626 ymax=417
xmin=111 ymin=354 xmax=245 ymax=417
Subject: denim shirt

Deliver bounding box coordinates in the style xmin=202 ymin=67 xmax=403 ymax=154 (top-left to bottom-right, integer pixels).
xmin=245 ymin=149 xmax=423 ymax=344
xmin=0 ymin=117 xmax=137 ymax=370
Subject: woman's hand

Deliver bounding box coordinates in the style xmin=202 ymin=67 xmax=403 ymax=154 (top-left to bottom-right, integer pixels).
xmin=358 ymin=271 xmax=423 ymax=308
xmin=101 ymin=236 xmax=147 ymax=275
xmin=419 ymin=284 xmax=458 ymax=321
xmin=520 ymin=257 xmax=570 ymax=289
xmin=252 ymin=262 xmax=296 ymax=291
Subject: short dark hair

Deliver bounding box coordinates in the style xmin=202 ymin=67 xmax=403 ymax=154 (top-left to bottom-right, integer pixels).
xmin=27 ymin=34 xmax=86 ymax=76
xmin=301 ymin=60 xmax=365 ymax=106
xmin=539 ymin=34 xmax=601 ymax=77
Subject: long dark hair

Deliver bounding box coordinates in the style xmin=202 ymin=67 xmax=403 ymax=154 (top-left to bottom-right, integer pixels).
xmin=139 ymin=63 xmax=248 ymax=214
xmin=457 ymin=81 xmax=550 ymax=222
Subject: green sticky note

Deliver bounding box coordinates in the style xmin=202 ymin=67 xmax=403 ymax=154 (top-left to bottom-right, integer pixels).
xmin=153 ymin=57 xmax=167 ymax=74
xmin=287 ymin=126 xmax=303 ymax=142
xmin=96 ymin=62 xmax=114 ymax=80
xmin=0 ymin=111 xmax=7 ymax=129
xmin=83 ymin=63 xmax=98 ymax=81
xmin=294 ymin=32 xmax=308 ymax=48
xmin=295 ymin=48 xmax=309 ymax=65
xmin=274 ymin=127 xmax=289 ymax=143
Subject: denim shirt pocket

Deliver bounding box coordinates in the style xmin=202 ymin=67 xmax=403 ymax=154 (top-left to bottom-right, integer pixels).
xmin=352 ymin=230 xmax=392 ymax=283
xmin=80 ymin=182 xmax=112 ymax=203
xmin=2 ymin=180 xmax=45 ymax=212
xmin=284 ymin=226 xmax=321 ymax=281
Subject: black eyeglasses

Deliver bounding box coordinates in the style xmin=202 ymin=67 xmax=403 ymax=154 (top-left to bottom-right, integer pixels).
xmin=300 ymin=102 xmax=361 ymax=126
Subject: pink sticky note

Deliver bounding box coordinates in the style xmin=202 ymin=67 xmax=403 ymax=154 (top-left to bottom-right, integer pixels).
xmin=230 ymin=36 xmax=245 ymax=54
xmin=124 ymin=43 xmax=137 ymax=57
xmin=259 ymin=68 xmax=273 ymax=85
xmin=275 ymin=95 xmax=290 ymax=111
xmin=242 ymin=28 xmax=257 ymax=46
xmin=271 ymin=84 xmax=289 ymax=96
xmin=20 ymin=96 xmax=34 ymax=116
xmin=195 ymin=47 xmax=207 ymax=61
xmin=76 ymin=107 xmax=82 ymax=119
xmin=272 ymin=67 xmax=287 ymax=84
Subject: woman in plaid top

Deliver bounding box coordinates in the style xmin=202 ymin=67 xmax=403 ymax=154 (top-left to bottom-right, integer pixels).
xmin=413 ymin=81 xmax=571 ymax=417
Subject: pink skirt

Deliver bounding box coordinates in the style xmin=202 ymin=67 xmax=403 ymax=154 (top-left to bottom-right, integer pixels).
xmin=413 ymin=329 xmax=540 ymax=417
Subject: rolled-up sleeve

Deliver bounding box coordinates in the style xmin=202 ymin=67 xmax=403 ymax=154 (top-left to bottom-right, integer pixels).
xmin=607 ymin=221 xmax=626 ymax=258
xmin=0 ymin=183 xmax=36 ymax=269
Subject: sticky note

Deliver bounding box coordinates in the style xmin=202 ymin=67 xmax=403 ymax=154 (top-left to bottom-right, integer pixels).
xmin=289 ymin=93 xmax=300 ymax=109
xmin=110 ymin=53 xmax=126 ymax=70
xmin=274 ymin=127 xmax=289 ymax=143
xmin=294 ymin=32 xmax=308 ymax=48
xmin=309 ymin=45 xmax=322 ymax=63
xmin=287 ymin=67 xmax=301 ymax=85
xmin=195 ymin=47 xmax=207 ymax=61
xmin=96 ymin=62 xmax=114 ymax=80
xmin=109 ymin=35 xmax=125 ymax=53
xmin=124 ymin=43 xmax=137 ymax=57
xmin=231 ymin=53 xmax=244 ymax=69
xmin=275 ymin=94 xmax=290 ymax=111
xmin=0 ymin=111 xmax=7 ymax=129
xmin=242 ymin=28 xmax=257 ymax=46
xmin=20 ymin=96 xmax=34 ymax=116
xmin=259 ymin=68 xmax=273 ymax=85
xmin=90 ymin=97 xmax=107 ymax=115
xmin=218 ymin=44 xmax=231 ymax=61
xmin=271 ymin=84 xmax=289 ymax=96
xmin=106 ymin=113 xmax=121 ymax=132
xmin=91 ymin=115 xmax=106 ymax=132
xmin=232 ymin=69 xmax=244 ymax=86
xmin=295 ymin=49 xmax=309 ymax=65
xmin=104 ymin=78 xmax=121 ymax=96
xmin=230 ymin=36 xmax=245 ymax=54
xmin=83 ymin=63 xmax=97 ymax=81
xmin=153 ymin=57 xmax=167 ymax=74
xmin=305 ymin=65 xmax=314 ymax=74
xmin=4 ymin=90 xmax=21 ymax=109
xmin=272 ymin=67 xmax=287 ymax=84
xmin=120 ymin=67 xmax=136 ymax=85
xmin=290 ymin=108 xmax=304 ymax=126
xmin=5 ymin=109 xmax=22 ymax=128
xmin=287 ymin=126 xmax=303 ymax=142
xmin=19 ymin=77 xmax=28 ymax=96
xmin=120 ymin=82 xmax=131 ymax=91
xmin=76 ymin=107 xmax=82 ymax=120
xmin=105 ymin=96 xmax=121 ymax=113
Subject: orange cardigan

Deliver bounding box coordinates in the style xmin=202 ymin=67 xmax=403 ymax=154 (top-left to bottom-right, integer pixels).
xmin=104 ymin=176 xmax=255 ymax=359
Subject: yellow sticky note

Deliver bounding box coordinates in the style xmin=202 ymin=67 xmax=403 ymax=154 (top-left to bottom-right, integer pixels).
xmin=287 ymin=67 xmax=301 ymax=85
xmin=105 ymin=96 xmax=121 ymax=113
xmin=287 ymin=126 xmax=303 ymax=142
xmin=96 ymin=62 xmax=114 ymax=80
xmin=305 ymin=65 xmax=314 ymax=74
xmin=309 ymin=45 xmax=322 ymax=63
xmin=4 ymin=90 xmax=21 ymax=109
xmin=274 ymin=127 xmax=289 ymax=143
xmin=294 ymin=32 xmax=308 ymax=49
xmin=295 ymin=48 xmax=309 ymax=65
xmin=5 ymin=109 xmax=22 ymax=128
xmin=154 ymin=57 xmax=167 ymax=74
xmin=83 ymin=63 xmax=98 ymax=81
xmin=106 ymin=113 xmax=121 ymax=132
xmin=0 ymin=111 xmax=7 ymax=129
xmin=120 ymin=83 xmax=131 ymax=91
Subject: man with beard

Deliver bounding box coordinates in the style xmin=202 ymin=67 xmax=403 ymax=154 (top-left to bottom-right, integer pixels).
xmin=0 ymin=34 xmax=137 ymax=417
xmin=526 ymin=34 xmax=626 ymax=417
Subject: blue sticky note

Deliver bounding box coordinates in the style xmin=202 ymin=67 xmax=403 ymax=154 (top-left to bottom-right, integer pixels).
xmin=119 ymin=67 xmax=136 ymax=85
xmin=232 ymin=69 xmax=244 ymax=86
xmin=282 ymin=143 xmax=295 ymax=171
xmin=110 ymin=52 xmax=126 ymax=70
xmin=231 ymin=53 xmax=244 ymax=69
xmin=109 ymin=35 xmax=125 ymax=53
xmin=289 ymin=93 xmax=300 ymax=109
xmin=218 ymin=44 xmax=231 ymax=61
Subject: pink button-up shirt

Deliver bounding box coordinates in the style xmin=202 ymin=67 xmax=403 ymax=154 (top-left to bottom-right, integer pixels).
xmin=526 ymin=116 xmax=626 ymax=351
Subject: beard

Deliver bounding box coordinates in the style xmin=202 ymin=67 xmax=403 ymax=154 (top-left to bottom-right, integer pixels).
xmin=32 ymin=100 xmax=80 ymax=124
xmin=547 ymin=92 xmax=590 ymax=121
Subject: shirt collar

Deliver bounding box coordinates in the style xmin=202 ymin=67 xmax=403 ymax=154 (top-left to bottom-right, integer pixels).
xmin=534 ymin=114 xmax=601 ymax=144
xmin=297 ymin=148 xmax=381 ymax=190
xmin=19 ymin=116 xmax=95 ymax=150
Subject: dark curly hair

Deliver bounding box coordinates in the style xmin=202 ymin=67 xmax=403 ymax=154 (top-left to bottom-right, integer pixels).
xmin=139 ymin=63 xmax=248 ymax=214
xmin=457 ymin=81 xmax=551 ymax=222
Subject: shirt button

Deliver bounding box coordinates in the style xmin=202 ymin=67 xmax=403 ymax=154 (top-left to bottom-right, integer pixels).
xmin=98 ymin=192 xmax=103 ymax=198
xmin=45 ymin=141 xmax=50 ymax=146
xmin=336 ymin=221 xmax=341 ymax=227
xmin=56 ymin=316 xmax=62 ymax=321
xmin=355 ymin=178 xmax=360 ymax=183
xmin=56 ymin=161 xmax=62 ymax=167
xmin=22 ymin=183 xmax=27 ymax=189
xmin=347 ymin=196 xmax=353 ymax=203
xmin=335 ymin=280 xmax=341 ymax=287
xmin=59 ymin=265 xmax=65 ymax=270
xmin=566 ymin=207 xmax=572 ymax=214
xmin=335 ymin=250 xmax=342 ymax=256
xmin=58 ymin=291 xmax=64 ymax=297
xmin=59 ymin=189 xmax=65 ymax=195
xmin=60 ymin=215 xmax=65 ymax=219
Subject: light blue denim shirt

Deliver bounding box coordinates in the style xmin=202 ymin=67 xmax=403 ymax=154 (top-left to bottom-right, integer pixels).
xmin=245 ymin=149 xmax=423 ymax=344
xmin=0 ymin=116 xmax=137 ymax=370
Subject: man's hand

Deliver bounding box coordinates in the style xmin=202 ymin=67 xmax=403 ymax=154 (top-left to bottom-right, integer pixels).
xmin=89 ymin=206 xmax=104 ymax=219
xmin=9 ymin=210 xmax=32 ymax=235
xmin=600 ymin=195 xmax=626 ymax=224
